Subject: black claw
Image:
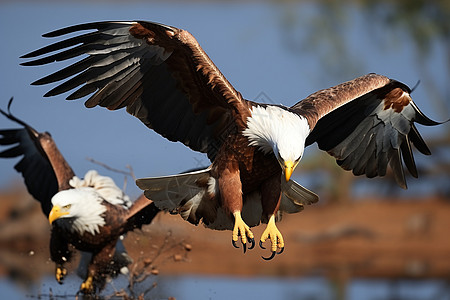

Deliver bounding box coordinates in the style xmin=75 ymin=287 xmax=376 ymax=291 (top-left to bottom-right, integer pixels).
xmin=233 ymin=233 xmax=255 ymax=253
xmin=277 ymin=247 xmax=284 ymax=255
xmin=261 ymin=251 xmax=276 ymax=261
xmin=248 ymin=238 xmax=255 ymax=250
xmin=259 ymin=240 xmax=265 ymax=250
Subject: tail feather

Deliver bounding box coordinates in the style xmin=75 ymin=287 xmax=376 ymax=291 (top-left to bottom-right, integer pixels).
xmin=136 ymin=168 xmax=318 ymax=231
xmin=280 ymin=178 xmax=319 ymax=210
xmin=137 ymin=167 xmax=213 ymax=224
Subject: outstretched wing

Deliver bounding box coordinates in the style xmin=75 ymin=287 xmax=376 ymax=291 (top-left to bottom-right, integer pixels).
xmin=292 ymin=74 xmax=442 ymax=188
xmin=21 ymin=21 xmax=252 ymax=161
xmin=0 ymin=98 xmax=74 ymax=216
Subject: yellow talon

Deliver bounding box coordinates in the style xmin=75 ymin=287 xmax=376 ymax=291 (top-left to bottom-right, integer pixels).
xmin=80 ymin=275 xmax=94 ymax=294
xmin=232 ymin=211 xmax=254 ymax=251
xmin=260 ymin=214 xmax=284 ymax=252
xmin=55 ymin=265 xmax=67 ymax=284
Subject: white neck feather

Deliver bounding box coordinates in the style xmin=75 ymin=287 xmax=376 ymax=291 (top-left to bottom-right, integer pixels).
xmin=242 ymin=105 xmax=310 ymax=162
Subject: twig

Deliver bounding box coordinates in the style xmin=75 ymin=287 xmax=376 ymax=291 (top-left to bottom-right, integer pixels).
xmin=86 ymin=157 xmax=135 ymax=178
xmin=86 ymin=157 xmax=136 ymax=191
xmin=126 ymin=165 xmax=137 ymax=181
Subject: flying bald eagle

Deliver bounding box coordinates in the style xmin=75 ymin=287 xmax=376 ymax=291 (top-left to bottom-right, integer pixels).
xmin=0 ymin=98 xmax=160 ymax=293
xmin=21 ymin=21 xmax=442 ymax=260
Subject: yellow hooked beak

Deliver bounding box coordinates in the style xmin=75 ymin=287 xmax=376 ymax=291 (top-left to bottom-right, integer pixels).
xmin=284 ymin=160 xmax=296 ymax=182
xmin=48 ymin=205 xmax=69 ymax=225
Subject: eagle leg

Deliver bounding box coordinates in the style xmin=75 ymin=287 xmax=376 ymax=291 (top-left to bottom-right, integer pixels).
xmin=259 ymin=214 xmax=284 ymax=260
xmin=79 ymin=242 xmax=117 ymax=294
xmin=55 ymin=264 xmax=67 ymax=284
xmin=232 ymin=211 xmax=255 ymax=253
xmin=50 ymin=229 xmax=72 ymax=284
xmin=80 ymin=275 xmax=95 ymax=294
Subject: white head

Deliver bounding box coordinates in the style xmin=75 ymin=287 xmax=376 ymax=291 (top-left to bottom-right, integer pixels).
xmin=49 ymin=187 xmax=107 ymax=235
xmin=243 ymin=105 xmax=310 ymax=181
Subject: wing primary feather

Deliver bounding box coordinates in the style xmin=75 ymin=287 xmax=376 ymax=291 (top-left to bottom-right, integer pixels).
xmin=87 ymin=64 xmax=142 ymax=108
xmin=388 ymin=149 xmax=406 ymax=189
xmin=22 ymin=43 xmax=102 ymax=66
xmin=41 ymin=21 xmax=133 ymax=38
xmin=409 ymin=101 xmax=444 ymax=126
xmin=365 ymin=150 xmax=378 ymax=178
xmin=31 ymin=56 xmax=108 ymax=85
xmin=21 ymin=32 xmax=114 ymax=59
xmin=376 ymin=150 xmax=389 ymax=177
xmin=0 ymin=129 xmax=22 ymax=145
xmin=74 ymin=65 xmax=139 ymax=104
xmin=66 ymin=54 xmax=142 ymax=100
xmin=329 ymin=117 xmax=374 ymax=159
xmin=43 ymin=54 xmax=131 ymax=97
xmin=353 ymin=133 xmax=376 ymax=176
xmin=408 ymin=124 xmax=432 ymax=155
xmin=0 ymin=144 xmax=23 ymax=158
xmin=400 ymin=135 xmax=418 ymax=178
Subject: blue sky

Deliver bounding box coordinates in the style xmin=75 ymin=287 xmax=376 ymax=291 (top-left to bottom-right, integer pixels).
xmin=0 ymin=1 xmax=447 ymax=199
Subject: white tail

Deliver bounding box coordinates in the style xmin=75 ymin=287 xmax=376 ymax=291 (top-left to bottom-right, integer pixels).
xmin=136 ymin=167 xmax=318 ymax=230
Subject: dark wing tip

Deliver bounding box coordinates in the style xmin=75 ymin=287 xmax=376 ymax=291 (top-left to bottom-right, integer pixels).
xmin=20 ymin=60 xmax=44 ymax=66
xmin=389 ymin=150 xmax=408 ymax=189
xmin=409 ymin=123 xmax=432 ymax=156
xmin=41 ymin=21 xmax=134 ymax=38
xmin=0 ymin=98 xmax=37 ymax=132
xmin=407 ymin=96 xmax=446 ymax=127
xmin=32 ymin=77 xmax=53 ymax=86
xmin=400 ymin=138 xmax=418 ymax=178
xmin=0 ymin=97 xmax=14 ymax=118
xmin=41 ymin=21 xmax=108 ymax=38
xmin=21 ymin=21 xmax=135 ymax=59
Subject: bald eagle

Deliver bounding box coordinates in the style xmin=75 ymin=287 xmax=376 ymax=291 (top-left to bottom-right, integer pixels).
xmin=21 ymin=21 xmax=442 ymax=260
xmin=0 ymin=98 xmax=160 ymax=293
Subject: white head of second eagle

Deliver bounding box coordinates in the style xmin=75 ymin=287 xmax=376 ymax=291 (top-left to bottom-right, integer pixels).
xmin=50 ymin=188 xmax=107 ymax=235
xmin=48 ymin=170 xmax=131 ymax=235
xmin=243 ymin=105 xmax=310 ymax=182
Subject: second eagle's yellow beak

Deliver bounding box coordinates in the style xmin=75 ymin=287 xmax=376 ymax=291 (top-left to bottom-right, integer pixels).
xmin=284 ymin=160 xmax=295 ymax=182
xmin=48 ymin=205 xmax=69 ymax=225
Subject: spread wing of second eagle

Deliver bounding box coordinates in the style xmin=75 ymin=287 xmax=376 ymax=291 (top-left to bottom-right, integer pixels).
xmin=21 ymin=21 xmax=443 ymax=260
